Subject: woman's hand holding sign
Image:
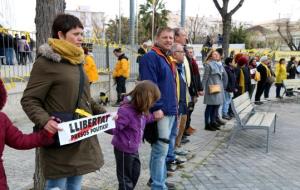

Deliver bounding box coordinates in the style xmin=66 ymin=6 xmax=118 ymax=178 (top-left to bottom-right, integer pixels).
xmin=44 ymin=116 xmax=63 ymax=136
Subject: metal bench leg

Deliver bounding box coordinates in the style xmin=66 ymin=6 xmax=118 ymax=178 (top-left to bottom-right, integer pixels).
xmin=274 ymin=115 xmax=277 ymax=133
xmin=266 ymin=128 xmax=270 ymax=153
xmin=227 ymin=127 xmax=239 ymax=149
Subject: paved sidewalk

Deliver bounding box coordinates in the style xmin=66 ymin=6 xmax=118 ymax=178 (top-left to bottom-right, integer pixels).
xmin=4 ymin=95 xmax=300 ymax=190
xmin=176 ymin=99 xmax=300 ymax=190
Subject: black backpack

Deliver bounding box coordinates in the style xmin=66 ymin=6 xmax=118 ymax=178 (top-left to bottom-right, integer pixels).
xmin=143 ymin=121 xmax=158 ymax=144
xmin=143 ymin=121 xmax=170 ymax=145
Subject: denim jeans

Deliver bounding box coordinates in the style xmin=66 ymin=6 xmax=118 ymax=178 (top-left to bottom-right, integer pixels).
xmin=150 ymin=115 xmax=175 ymax=190
xmin=166 ymin=116 xmax=178 ymax=163
xmin=222 ymin=91 xmax=232 ymax=116
xmin=44 ymin=175 xmax=83 ymax=190
xmin=5 ymin=48 xmax=14 ymax=65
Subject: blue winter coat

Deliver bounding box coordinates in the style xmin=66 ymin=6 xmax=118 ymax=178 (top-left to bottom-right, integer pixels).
xmin=139 ymin=48 xmax=177 ymax=116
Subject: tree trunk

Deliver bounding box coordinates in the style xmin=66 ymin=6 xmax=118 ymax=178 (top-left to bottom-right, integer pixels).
xmin=34 ymin=1 xmax=65 ymax=189
xmin=35 ymin=0 xmax=65 ymax=49
xmin=222 ymin=15 xmax=231 ymax=58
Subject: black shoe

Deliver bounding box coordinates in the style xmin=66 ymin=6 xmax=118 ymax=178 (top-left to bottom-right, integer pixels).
xmin=181 ymin=138 xmax=190 ymax=144
xmin=222 ymin=115 xmax=232 ymax=120
xmin=216 ymin=118 xmax=226 ymax=125
xmin=211 ymin=122 xmax=220 ymax=130
xmin=166 ymin=182 xmax=176 ymax=190
xmin=205 ymin=124 xmax=216 ymax=131
xmin=183 ymin=132 xmax=191 ymax=136
xmin=254 ymin=101 xmax=263 ymax=105
xmin=167 ymin=163 xmax=177 ymax=173
xmin=147 ymin=178 xmax=152 ymax=187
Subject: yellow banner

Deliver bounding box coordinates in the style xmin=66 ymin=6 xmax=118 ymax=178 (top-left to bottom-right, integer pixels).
xmin=274 ymin=51 xmax=300 ymax=61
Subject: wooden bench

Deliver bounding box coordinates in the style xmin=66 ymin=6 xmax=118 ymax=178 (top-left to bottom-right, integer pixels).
xmin=283 ymin=79 xmax=300 ymax=102
xmin=227 ymin=92 xmax=277 ymax=153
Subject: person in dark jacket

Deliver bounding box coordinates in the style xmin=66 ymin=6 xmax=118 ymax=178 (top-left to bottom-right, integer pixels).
xmin=111 ymin=80 xmax=162 ymax=190
xmin=286 ymin=56 xmax=297 ymax=96
xmin=0 ymin=79 xmax=58 ymax=190
xmin=21 ymin=14 xmax=106 ymax=190
xmin=263 ymin=60 xmax=275 ymax=99
xmin=248 ymin=58 xmax=258 ymax=99
xmin=222 ymin=57 xmax=237 ymax=119
xmin=136 ymin=42 xmax=147 ymax=64
xmin=234 ymin=56 xmax=251 ymax=97
xmin=139 ymin=27 xmax=177 ymax=190
xmin=13 ymin=34 xmax=20 ymax=64
xmin=3 ymin=34 xmax=14 ymax=65
xmin=0 ymin=33 xmax=5 ymax=65
xmin=185 ymin=46 xmax=204 ymax=135
xmin=255 ymin=56 xmax=271 ymax=104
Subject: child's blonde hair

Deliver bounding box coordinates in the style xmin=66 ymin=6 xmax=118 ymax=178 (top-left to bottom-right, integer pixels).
xmin=127 ymin=80 xmax=161 ymax=114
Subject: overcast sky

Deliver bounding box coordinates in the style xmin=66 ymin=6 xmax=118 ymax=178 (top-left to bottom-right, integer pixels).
xmin=12 ymin=0 xmax=300 ymax=31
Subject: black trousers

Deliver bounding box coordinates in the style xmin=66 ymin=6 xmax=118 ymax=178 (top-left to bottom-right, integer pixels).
xmin=116 ymin=76 xmax=126 ymax=102
xmin=264 ymin=82 xmax=272 ymax=98
xmin=249 ymin=84 xmax=256 ymax=99
xmin=255 ymin=81 xmax=266 ymax=102
xmin=114 ymin=148 xmax=141 ymax=190
xmin=185 ymin=101 xmax=195 ymax=130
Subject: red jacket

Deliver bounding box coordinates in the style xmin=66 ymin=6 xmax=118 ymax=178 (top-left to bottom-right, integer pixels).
xmin=0 ymin=112 xmax=54 ymax=190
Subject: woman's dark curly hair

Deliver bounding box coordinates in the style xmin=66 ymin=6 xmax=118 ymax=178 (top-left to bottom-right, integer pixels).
xmin=0 ymin=79 xmax=7 ymax=110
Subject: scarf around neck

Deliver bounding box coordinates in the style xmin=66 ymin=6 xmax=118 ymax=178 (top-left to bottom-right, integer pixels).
xmin=48 ymin=38 xmax=84 ymax=65
xmin=261 ymin=62 xmax=271 ymax=78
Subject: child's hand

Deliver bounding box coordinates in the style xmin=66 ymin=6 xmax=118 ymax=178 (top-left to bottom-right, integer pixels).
xmin=153 ymin=109 xmax=164 ymax=120
xmin=113 ymin=114 xmax=118 ymax=120
xmin=44 ymin=117 xmax=63 ymax=135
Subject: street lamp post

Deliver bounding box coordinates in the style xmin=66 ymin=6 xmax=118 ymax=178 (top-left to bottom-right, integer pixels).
xmin=151 ymin=0 xmax=156 ymax=43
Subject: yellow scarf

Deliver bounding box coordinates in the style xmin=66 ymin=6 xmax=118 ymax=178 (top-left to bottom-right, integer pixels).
xmin=48 ymin=38 xmax=84 ymax=65
xmin=239 ymin=67 xmax=245 ymax=94
xmin=261 ymin=62 xmax=271 ymax=77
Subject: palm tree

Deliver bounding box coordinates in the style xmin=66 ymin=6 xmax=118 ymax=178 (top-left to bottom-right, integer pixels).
xmin=139 ymin=0 xmax=170 ymax=41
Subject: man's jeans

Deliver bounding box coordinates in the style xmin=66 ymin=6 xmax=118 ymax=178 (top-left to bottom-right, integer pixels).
xmin=166 ymin=116 xmax=179 ymax=163
xmin=44 ymin=175 xmax=83 ymax=190
xmin=222 ymin=91 xmax=232 ymax=116
xmin=5 ymin=48 xmax=14 ymax=65
xmin=150 ymin=115 xmax=175 ymax=190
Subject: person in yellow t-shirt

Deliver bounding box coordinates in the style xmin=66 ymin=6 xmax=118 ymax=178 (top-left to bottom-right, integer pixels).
xmin=83 ymin=47 xmax=99 ymax=84
xmin=112 ymin=48 xmax=130 ymax=105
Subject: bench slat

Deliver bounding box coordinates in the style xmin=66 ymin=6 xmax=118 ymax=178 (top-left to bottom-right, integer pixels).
xmin=260 ymin=113 xmax=276 ymax=127
xmin=246 ymin=113 xmax=264 ymax=126
xmin=235 ymin=99 xmax=251 ymax=114
xmin=233 ymin=93 xmax=249 ymax=108
xmin=246 ymin=112 xmax=275 ymax=127
xmin=238 ymin=104 xmax=254 ymax=121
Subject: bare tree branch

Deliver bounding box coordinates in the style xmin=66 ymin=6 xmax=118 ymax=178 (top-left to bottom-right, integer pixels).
xmin=212 ymin=0 xmax=222 ymax=14
xmin=277 ymin=23 xmax=294 ymax=51
xmin=229 ymin=0 xmax=245 ymax=16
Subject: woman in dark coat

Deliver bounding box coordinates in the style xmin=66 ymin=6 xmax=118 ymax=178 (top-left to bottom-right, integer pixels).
xmin=21 ymin=14 xmax=105 ymax=189
xmin=234 ymin=56 xmax=251 ymax=97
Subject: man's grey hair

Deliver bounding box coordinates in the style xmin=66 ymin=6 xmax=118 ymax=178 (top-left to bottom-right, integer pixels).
xmin=170 ymin=43 xmax=184 ymax=54
xmin=173 ymin=27 xmax=186 ymax=37
xmin=186 ymin=46 xmax=193 ymax=50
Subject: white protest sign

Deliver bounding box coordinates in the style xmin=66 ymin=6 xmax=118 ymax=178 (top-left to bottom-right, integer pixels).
xmin=58 ymin=112 xmax=116 ymax=145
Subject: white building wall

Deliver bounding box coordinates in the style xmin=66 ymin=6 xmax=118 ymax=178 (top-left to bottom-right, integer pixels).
xmin=0 ymin=0 xmax=15 ymax=28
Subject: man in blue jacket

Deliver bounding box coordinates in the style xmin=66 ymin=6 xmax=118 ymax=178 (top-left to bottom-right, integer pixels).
xmin=139 ymin=27 xmax=177 ymax=190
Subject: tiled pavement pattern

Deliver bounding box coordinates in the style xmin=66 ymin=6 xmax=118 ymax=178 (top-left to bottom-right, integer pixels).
xmin=4 ymin=94 xmax=300 ymax=190
xmin=176 ymin=99 xmax=300 ymax=190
